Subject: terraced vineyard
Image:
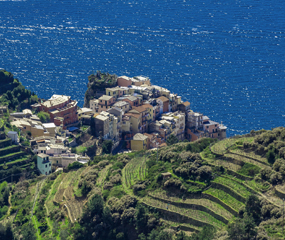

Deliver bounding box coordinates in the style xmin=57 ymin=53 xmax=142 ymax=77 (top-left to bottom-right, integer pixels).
xmin=203 ymin=188 xmax=243 ymax=213
xmin=211 ymin=137 xmax=254 ymax=155
xmin=148 ymin=191 xmax=233 ymax=221
xmin=224 ymin=153 xmax=266 ymax=169
xmin=122 ymin=155 xmax=148 ymax=189
xmin=142 ymin=196 xmax=225 ymax=229
xmin=213 ymin=176 xmax=253 ymax=199
xmin=0 ymin=136 xmax=33 ymax=170
xmin=121 ymin=151 xmax=243 ymax=234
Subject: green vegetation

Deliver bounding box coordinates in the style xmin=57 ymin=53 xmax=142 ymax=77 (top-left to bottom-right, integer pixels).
xmin=102 ymin=140 xmax=113 ymax=154
xmin=83 ymin=71 xmax=117 ymax=108
xmin=0 ymin=69 xmax=38 ymax=111
xmin=37 ymin=111 xmax=50 ymax=123
xmin=166 ymin=134 xmax=179 ymax=146
xmin=1 ymin=127 xmax=285 ymax=239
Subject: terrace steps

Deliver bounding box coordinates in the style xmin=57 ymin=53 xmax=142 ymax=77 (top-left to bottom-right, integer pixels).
xmin=160 ymin=219 xmax=201 ymax=234
xmin=148 ymin=193 xmax=231 ymax=224
xmin=141 ymin=196 xmax=225 ymax=229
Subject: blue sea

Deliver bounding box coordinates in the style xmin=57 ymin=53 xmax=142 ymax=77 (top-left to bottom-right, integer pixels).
xmin=1 ymin=0 xmax=285 ymax=136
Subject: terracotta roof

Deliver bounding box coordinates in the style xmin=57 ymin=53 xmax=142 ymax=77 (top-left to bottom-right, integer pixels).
xmin=124 ymin=113 xmax=140 ymax=119
xmin=182 ymin=101 xmax=190 ymax=106
xmin=132 ymin=106 xmax=147 ymax=113
xmin=157 ymin=96 xmax=169 ymax=102
xmin=99 ymin=95 xmax=114 ymax=101
xmin=141 ymin=104 xmax=153 ymax=109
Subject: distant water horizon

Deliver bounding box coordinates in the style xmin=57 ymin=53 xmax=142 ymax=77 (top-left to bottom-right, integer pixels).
xmin=1 ymin=0 xmax=285 ymax=137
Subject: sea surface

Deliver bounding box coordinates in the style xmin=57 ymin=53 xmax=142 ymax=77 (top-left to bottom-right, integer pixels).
xmin=1 ymin=0 xmax=285 ymax=136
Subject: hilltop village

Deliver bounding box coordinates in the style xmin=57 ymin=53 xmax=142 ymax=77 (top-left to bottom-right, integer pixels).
xmin=3 ymin=73 xmax=227 ymax=174
xmin=0 ymin=72 xmax=229 ymax=176
xmin=2 ymin=70 xmax=285 ymax=240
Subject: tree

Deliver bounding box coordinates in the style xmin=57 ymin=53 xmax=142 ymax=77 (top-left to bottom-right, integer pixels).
xmin=266 ymin=150 xmax=275 ymax=164
xmin=21 ymin=224 xmax=37 ymax=240
xmin=166 ymin=134 xmax=178 ymax=146
xmin=245 ymin=195 xmax=261 ymax=224
xmin=228 ymin=214 xmax=257 ymax=240
xmin=0 ymin=223 xmax=13 ymax=240
xmin=37 ymin=111 xmax=50 ymax=123
xmin=102 ymin=140 xmax=113 ymax=154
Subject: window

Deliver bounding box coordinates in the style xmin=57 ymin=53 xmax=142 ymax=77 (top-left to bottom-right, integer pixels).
xmin=45 ymin=165 xmax=47 ymax=168
xmin=100 ymin=100 xmax=102 ymax=102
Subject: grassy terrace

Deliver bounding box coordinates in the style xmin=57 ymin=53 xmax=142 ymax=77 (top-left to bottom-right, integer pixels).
xmin=122 ymin=155 xmax=148 ymax=190
xmin=213 ymin=176 xmax=252 ymax=199
xmin=0 ymin=145 xmax=19 ymax=155
xmin=224 ymin=153 xmax=266 ymax=169
xmin=225 ymin=174 xmax=270 ymax=193
xmin=212 ymin=159 xmax=241 ymax=172
xmin=0 ymin=157 xmax=28 ymax=167
xmin=230 ymin=149 xmax=269 ymax=165
xmin=148 ymin=191 xmax=233 ymax=220
xmin=211 ymin=137 xmax=254 ymax=155
xmin=204 ymin=188 xmax=244 ymax=212
xmin=142 ymin=196 xmax=225 ymax=229
xmin=96 ymin=164 xmax=112 ymax=190
xmin=0 ymin=151 xmax=25 ymax=162
xmin=0 ymin=138 xmax=11 ymax=145
xmin=160 ymin=219 xmax=202 ymax=233
xmin=45 ymin=171 xmax=65 ymax=214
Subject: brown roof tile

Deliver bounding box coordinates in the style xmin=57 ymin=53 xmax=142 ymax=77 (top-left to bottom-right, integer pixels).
xmin=158 ymin=96 xmax=169 ymax=102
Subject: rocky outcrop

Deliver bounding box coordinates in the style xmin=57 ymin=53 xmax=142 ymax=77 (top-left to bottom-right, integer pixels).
xmin=83 ymin=71 xmax=117 ymax=107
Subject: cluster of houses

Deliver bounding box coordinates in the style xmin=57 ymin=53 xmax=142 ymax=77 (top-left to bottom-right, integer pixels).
xmin=87 ymin=75 xmax=227 ymax=151
xmin=7 ymin=75 xmax=226 ymax=175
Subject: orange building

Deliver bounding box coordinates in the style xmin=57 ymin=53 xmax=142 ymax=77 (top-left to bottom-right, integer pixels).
xmin=40 ymin=95 xmax=78 ymax=129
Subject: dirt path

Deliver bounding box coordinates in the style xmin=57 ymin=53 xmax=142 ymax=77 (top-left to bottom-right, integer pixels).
xmin=7 ymin=192 xmax=12 ymax=216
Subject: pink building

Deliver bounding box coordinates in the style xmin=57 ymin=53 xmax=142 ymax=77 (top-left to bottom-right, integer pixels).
xmin=117 ymin=76 xmax=133 ymax=87
xmin=90 ymin=95 xmax=115 ymax=113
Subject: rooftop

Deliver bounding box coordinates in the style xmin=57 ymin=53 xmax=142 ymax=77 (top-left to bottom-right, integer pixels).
xmin=157 ymin=96 xmax=169 ymax=102
xmin=203 ymin=120 xmax=219 ymax=126
xmin=37 ymin=153 xmax=49 ymax=159
xmin=8 ymin=131 xmax=17 ymax=135
xmin=131 ymin=106 xmax=148 ymax=113
xmin=42 ymin=95 xmax=70 ymax=108
xmin=99 ymin=95 xmax=114 ymax=101
xmin=114 ymin=101 xmax=130 ymax=107
xmin=42 ymin=123 xmax=56 ymax=128
xmin=125 ymin=96 xmax=138 ymax=102
xmin=133 ymin=133 xmax=148 ymax=141
xmin=95 ymin=114 xmax=109 ymax=121
xmin=124 ymin=113 xmax=140 ymax=119
xmin=78 ymin=107 xmax=93 ymax=114
xmin=118 ymin=76 xmax=132 ymax=81
xmin=182 ymin=101 xmax=190 ymax=106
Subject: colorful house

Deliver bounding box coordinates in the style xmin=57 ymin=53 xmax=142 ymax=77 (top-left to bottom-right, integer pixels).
xmin=131 ymin=133 xmax=149 ymax=151
xmin=37 ymin=153 xmax=52 ymax=175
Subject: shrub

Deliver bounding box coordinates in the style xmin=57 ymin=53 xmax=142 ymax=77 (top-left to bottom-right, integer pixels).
xmin=102 ymin=140 xmax=113 ymax=154
xmin=269 ymin=171 xmax=282 ymax=185
xmin=166 ymin=134 xmax=178 ymax=146
xmin=266 ymin=150 xmax=276 ymax=164
xmin=68 ymin=161 xmax=84 ymax=170
xmin=260 ymin=168 xmax=272 ymax=181
xmin=37 ymin=111 xmax=50 ymax=123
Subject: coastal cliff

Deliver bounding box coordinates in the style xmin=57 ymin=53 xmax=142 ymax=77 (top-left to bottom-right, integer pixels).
xmin=83 ymin=71 xmax=117 ymax=108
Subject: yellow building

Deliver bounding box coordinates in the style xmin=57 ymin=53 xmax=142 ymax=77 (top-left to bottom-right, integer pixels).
xmin=131 ymin=133 xmax=149 ymax=151
xmin=124 ymin=112 xmax=141 ymax=134
xmin=141 ymin=104 xmax=153 ymax=122
xmin=106 ymin=87 xmax=129 ymax=100
xmin=77 ymin=107 xmax=94 ymax=120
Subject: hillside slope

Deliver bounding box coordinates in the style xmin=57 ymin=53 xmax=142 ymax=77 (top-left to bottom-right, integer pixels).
xmin=2 ymin=128 xmax=285 ymax=239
